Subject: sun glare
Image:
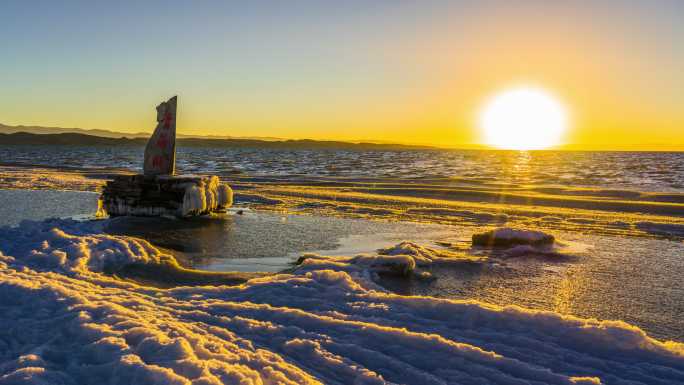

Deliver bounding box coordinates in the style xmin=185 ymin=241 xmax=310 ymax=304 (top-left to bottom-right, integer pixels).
xmin=479 ymin=86 xmax=568 ymax=150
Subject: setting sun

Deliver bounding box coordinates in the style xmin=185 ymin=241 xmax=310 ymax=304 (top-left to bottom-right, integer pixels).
xmin=479 ymin=87 xmax=568 ymax=150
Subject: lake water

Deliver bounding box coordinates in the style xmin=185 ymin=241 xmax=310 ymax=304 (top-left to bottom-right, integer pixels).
xmin=2 ymin=145 xmax=684 ymax=192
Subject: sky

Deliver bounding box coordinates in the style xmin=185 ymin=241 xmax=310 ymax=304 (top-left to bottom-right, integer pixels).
xmin=1 ymin=0 xmax=683 ymax=149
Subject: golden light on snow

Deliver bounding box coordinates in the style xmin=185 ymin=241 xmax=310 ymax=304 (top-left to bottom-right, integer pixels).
xmin=479 ymin=86 xmax=568 ymax=150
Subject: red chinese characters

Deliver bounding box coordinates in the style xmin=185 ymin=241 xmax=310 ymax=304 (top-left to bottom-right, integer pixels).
xmin=162 ymin=112 xmax=174 ymax=130
xmin=151 ymin=155 xmax=166 ymax=170
xmin=156 ymin=133 xmax=169 ymax=149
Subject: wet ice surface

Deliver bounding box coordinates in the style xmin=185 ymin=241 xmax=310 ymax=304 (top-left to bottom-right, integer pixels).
xmin=105 ymin=211 xmax=454 ymax=273
xmin=173 ymin=214 xmax=684 ymax=341
xmin=379 ymin=233 xmax=684 ymax=341
xmin=2 ymin=189 xmax=684 ymax=342
xmin=0 ymin=189 xmax=99 ymax=227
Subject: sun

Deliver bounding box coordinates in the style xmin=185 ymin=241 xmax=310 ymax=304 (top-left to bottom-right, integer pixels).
xmin=479 ymin=86 xmax=568 ymax=150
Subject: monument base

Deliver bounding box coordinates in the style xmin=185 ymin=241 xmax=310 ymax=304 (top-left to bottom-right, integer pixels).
xmin=100 ymin=174 xmax=232 ymax=218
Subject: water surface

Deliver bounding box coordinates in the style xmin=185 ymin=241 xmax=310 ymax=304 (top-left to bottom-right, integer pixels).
xmin=2 ymin=145 xmax=683 ymax=192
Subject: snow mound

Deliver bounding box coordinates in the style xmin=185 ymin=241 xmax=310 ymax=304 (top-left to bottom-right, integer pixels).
xmin=378 ymin=241 xmax=485 ymax=265
xmin=1 ymin=220 xmax=683 ymax=384
xmin=296 ymin=253 xmax=418 ymax=280
xmin=473 ymin=227 xmax=555 ymax=247
xmin=294 ymin=241 xmax=483 ymax=283
xmin=0 ymin=219 xmax=165 ymax=274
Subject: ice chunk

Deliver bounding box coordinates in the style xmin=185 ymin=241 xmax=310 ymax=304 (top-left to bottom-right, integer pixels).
xmin=217 ymin=183 xmax=233 ymax=208
xmin=472 ymin=227 xmax=555 ymax=247
xmin=181 ymin=176 xmax=232 ymax=216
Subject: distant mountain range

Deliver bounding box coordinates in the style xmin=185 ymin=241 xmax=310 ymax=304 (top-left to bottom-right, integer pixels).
xmin=4 ymin=123 xmax=680 ymax=151
xmin=0 ymin=123 xmax=283 ymax=141
xmin=0 ymin=130 xmax=436 ymax=151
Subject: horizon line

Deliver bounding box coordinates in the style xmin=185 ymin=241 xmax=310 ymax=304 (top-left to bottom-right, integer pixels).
xmin=1 ymin=122 xmax=683 ymax=152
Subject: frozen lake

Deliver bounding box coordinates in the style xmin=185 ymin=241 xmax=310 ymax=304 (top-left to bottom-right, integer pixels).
xmin=1 ymin=189 xmax=683 ymax=342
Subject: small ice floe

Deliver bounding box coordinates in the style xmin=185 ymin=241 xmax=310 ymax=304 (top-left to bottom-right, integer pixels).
xmin=469 ymin=227 xmax=583 ymax=260
xmin=472 ymin=227 xmax=555 ymax=247
xmin=469 ymin=227 xmax=594 ymax=263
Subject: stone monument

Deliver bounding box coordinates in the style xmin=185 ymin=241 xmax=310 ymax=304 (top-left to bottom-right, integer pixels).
xmin=144 ymin=96 xmax=177 ymax=176
xmin=100 ymin=96 xmax=233 ymax=217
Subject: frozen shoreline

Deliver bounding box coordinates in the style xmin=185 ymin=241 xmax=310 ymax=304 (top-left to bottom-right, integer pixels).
xmin=1 ymin=163 xmax=684 ymax=241
xmin=1 ymin=217 xmax=683 ymax=384
xmin=2 ymin=165 xmax=684 ymax=383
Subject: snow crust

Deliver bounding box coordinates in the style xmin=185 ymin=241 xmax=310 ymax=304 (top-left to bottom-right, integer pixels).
xmin=0 ymin=219 xmax=165 ymax=274
xmin=1 ymin=220 xmax=683 ymax=385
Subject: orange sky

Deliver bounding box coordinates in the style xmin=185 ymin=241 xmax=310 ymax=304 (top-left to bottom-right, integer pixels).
xmin=1 ymin=1 xmax=682 ymax=150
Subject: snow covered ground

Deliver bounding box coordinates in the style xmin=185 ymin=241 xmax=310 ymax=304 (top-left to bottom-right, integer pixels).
xmin=1 ymin=218 xmax=683 ymax=384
